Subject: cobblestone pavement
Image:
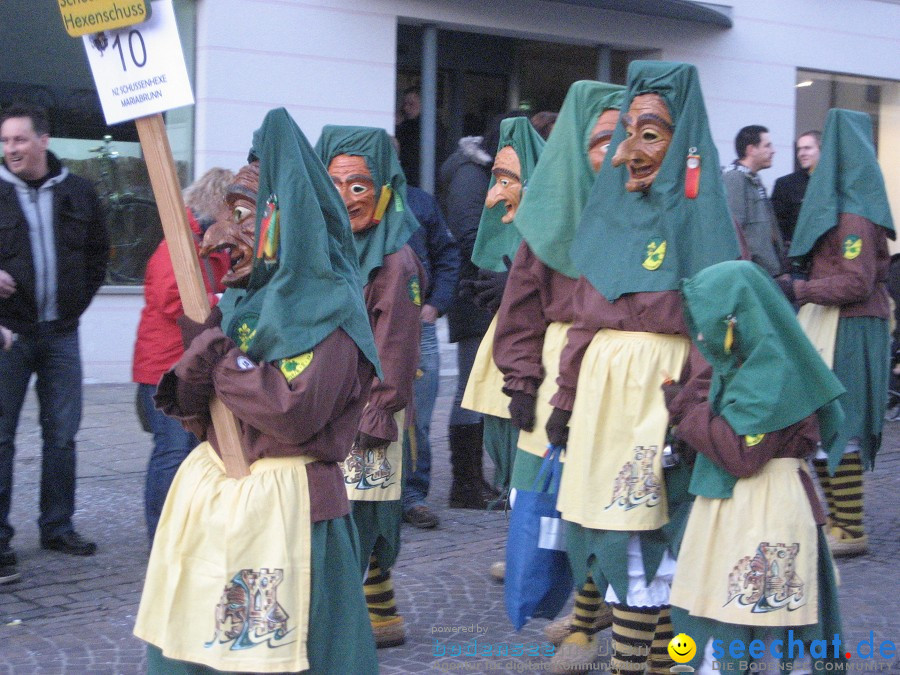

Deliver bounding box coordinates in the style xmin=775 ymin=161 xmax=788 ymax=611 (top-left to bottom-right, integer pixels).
xmin=1 ymin=376 xmax=898 ymax=673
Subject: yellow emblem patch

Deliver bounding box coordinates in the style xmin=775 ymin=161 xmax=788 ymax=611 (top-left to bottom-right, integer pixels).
xmin=236 ymin=323 xmax=257 ymax=353
xmin=278 ymin=351 xmax=313 ymax=382
xmin=643 ymin=238 xmax=667 ymax=271
xmin=745 ymin=434 xmax=765 ymax=447
xmin=408 ymin=275 xmax=422 ymax=307
xmin=842 ymin=235 xmax=862 ymax=260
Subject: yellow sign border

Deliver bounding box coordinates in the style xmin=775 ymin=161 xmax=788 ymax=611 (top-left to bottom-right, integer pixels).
xmin=58 ymin=0 xmax=152 ymax=38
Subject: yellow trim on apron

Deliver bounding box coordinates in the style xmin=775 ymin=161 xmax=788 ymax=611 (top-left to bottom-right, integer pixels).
xmin=670 ymin=459 xmax=819 ymax=626
xmin=797 ymin=303 xmax=840 ymax=369
xmin=557 ymin=330 xmax=690 ymax=531
xmin=462 ymin=315 xmax=511 ymax=418
xmin=135 ymin=443 xmax=315 ymax=673
xmin=343 ymin=409 xmax=405 ymax=502
xmin=518 ymin=321 xmax=571 ymax=458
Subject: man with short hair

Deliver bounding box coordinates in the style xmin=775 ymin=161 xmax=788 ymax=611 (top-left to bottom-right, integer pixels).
xmin=0 ymin=103 xmax=108 ymax=584
xmin=723 ymin=124 xmax=786 ymax=277
xmin=772 ymin=130 xmax=822 ymax=246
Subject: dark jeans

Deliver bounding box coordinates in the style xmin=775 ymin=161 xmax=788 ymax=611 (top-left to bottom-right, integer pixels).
xmin=402 ymin=321 xmax=439 ymax=509
xmin=0 ymin=326 xmax=82 ymax=546
xmin=138 ymin=383 xmax=198 ymax=543
xmin=449 ymin=334 xmax=483 ymax=427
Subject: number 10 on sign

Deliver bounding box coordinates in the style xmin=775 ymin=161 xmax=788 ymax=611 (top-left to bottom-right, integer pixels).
xmin=82 ymin=0 xmax=193 ymax=126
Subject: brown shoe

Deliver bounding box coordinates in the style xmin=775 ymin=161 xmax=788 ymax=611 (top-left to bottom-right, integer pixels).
xmin=543 ymin=603 xmax=613 ymax=646
xmin=371 ymin=615 xmax=406 ymax=648
xmin=403 ymin=504 xmax=439 ymax=529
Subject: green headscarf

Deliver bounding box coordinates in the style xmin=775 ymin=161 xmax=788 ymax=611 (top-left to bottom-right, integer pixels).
xmin=470 ymin=116 xmax=545 ymax=272
xmin=314 ymin=125 xmax=420 ymax=286
xmin=681 ymin=260 xmax=847 ymax=497
xmin=218 ymin=108 xmax=380 ymax=376
xmin=572 ymin=61 xmax=740 ymax=300
xmin=511 ymin=81 xmax=624 ymax=278
xmin=789 ymin=108 xmax=895 ymax=258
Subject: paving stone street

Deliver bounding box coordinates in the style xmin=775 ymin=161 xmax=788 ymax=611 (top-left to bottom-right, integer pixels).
xmin=2 ymin=368 xmax=898 ymax=673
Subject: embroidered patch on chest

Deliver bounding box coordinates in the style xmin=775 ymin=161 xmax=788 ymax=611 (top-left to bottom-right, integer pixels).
xmin=643 ymin=238 xmax=667 ymax=271
xmin=233 ymin=314 xmax=259 ymax=353
xmin=745 ymin=434 xmax=765 ymax=447
xmin=842 ymin=235 xmax=862 ymax=260
xmin=408 ymin=275 xmax=422 ymax=306
xmin=277 ymin=351 xmax=313 ymax=382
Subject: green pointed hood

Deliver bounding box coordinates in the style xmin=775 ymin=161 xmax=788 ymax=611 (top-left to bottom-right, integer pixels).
xmin=681 ymin=261 xmax=847 ymax=495
xmin=315 ymin=125 xmax=421 ymax=286
xmin=218 ymin=108 xmax=380 ymax=375
xmin=471 ymin=116 xmax=545 ymax=272
xmin=572 ymin=61 xmax=740 ymax=300
xmin=508 ymin=81 xmax=625 ymax=278
xmin=789 ymin=108 xmax=895 ymax=258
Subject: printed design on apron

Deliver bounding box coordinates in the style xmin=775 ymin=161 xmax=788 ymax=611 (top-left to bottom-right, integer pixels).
xmin=726 ymin=542 xmax=806 ymax=613
xmin=207 ymin=568 xmax=294 ymax=651
xmin=343 ymin=442 xmax=397 ymax=491
xmin=605 ymin=445 xmax=663 ymax=511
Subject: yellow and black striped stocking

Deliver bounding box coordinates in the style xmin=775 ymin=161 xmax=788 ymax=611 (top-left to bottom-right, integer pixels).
xmin=647 ymin=606 xmax=676 ymax=675
xmin=364 ymin=554 xmax=397 ymax=622
xmin=610 ymin=604 xmax=658 ymax=674
xmin=812 ymin=458 xmax=835 ymax=522
xmin=571 ymin=577 xmax=603 ymax=636
xmin=831 ymin=452 xmax=864 ymax=537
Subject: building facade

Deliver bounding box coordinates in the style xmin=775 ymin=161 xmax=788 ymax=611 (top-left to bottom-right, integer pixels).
xmin=2 ymin=0 xmax=899 ymax=381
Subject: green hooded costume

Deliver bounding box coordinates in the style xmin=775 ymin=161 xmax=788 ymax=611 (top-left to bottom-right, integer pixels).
xmin=571 ymin=61 xmax=740 ymax=298
xmin=470 ymin=116 xmax=545 ymax=272
xmin=218 ymin=109 xmax=380 ymax=376
xmin=512 ymin=80 xmax=624 ymax=279
xmin=789 ymin=109 xmax=894 ymax=259
xmin=680 ymin=260 xmax=847 ymax=495
xmin=671 ymin=260 xmax=845 ymax=671
xmin=789 ymin=109 xmax=893 ymax=471
xmin=314 ymin=125 xmax=421 ymax=287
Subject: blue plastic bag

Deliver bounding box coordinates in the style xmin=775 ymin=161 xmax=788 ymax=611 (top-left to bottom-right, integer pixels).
xmin=504 ymin=444 xmax=574 ymax=630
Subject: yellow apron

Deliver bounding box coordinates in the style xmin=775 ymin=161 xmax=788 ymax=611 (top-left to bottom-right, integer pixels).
xmin=343 ymin=409 xmax=405 ymax=502
xmin=518 ymin=321 xmax=571 ymax=458
xmin=461 ymin=315 xmax=511 ymax=418
xmin=557 ymin=330 xmax=690 ymax=531
xmin=670 ymin=459 xmax=819 ymax=627
xmin=134 ymin=443 xmax=314 ymax=673
xmin=797 ymin=303 xmax=840 ymax=369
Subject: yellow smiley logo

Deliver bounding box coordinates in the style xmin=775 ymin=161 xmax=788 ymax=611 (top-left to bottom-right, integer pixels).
xmin=668 ymin=633 xmax=697 ymax=664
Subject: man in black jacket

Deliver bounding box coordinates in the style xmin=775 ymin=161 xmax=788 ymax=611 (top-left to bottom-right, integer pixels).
xmin=0 ymin=103 xmax=108 ymax=584
xmin=771 ymin=130 xmax=821 ymax=247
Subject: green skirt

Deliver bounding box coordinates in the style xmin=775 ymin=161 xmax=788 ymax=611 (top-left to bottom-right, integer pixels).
xmin=146 ymin=515 xmax=377 ymax=674
xmin=483 ymin=414 xmax=519 ymax=493
xmin=352 ymin=499 xmax=403 ymax=573
xmin=833 ymin=316 xmax=889 ymax=470
xmin=509 ymin=448 xmax=547 ymax=493
xmin=671 ymin=527 xmax=844 ymax=671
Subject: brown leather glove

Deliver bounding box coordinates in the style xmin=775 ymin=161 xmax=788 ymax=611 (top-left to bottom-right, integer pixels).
xmin=508 ymin=391 xmax=537 ymax=432
xmin=177 ymin=306 xmax=223 ymax=350
xmin=545 ymin=407 xmax=572 ymax=447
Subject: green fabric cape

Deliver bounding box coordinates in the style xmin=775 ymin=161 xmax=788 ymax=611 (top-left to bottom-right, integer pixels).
xmin=510 ymin=81 xmax=624 ymax=279
xmin=789 ymin=108 xmax=895 ymax=258
xmin=572 ymin=61 xmax=740 ymax=300
xmin=314 ymin=125 xmax=421 ymax=286
xmin=218 ymin=108 xmax=380 ymax=376
xmin=681 ymin=260 xmax=847 ymax=497
xmin=471 ymin=117 xmax=545 ymax=272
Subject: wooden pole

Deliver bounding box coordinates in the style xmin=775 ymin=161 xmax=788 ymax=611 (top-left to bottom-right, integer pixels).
xmin=135 ymin=113 xmax=250 ymax=478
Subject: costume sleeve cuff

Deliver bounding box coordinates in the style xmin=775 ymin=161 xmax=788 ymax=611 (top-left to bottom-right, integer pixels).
xmin=359 ymin=405 xmax=398 ymax=443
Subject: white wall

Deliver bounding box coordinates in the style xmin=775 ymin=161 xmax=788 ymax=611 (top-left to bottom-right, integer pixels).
xmin=84 ymin=0 xmax=900 ymax=382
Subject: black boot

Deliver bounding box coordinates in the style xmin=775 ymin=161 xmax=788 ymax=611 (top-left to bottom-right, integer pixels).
xmin=448 ymin=422 xmax=502 ymax=509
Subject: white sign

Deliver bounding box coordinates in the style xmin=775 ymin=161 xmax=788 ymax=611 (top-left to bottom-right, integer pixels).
xmin=82 ymin=0 xmax=193 ymax=125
